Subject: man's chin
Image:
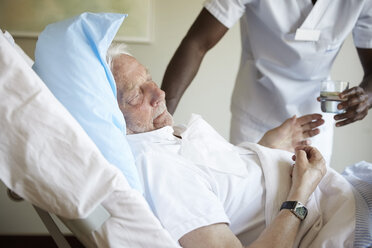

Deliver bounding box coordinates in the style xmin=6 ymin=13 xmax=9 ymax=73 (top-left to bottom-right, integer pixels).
xmin=153 ymin=111 xmax=173 ymax=129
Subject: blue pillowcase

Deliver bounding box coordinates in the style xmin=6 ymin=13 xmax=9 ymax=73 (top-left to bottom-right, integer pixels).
xmin=33 ymin=12 xmax=142 ymax=192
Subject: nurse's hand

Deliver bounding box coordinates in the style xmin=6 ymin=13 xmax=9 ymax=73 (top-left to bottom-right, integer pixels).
xmin=334 ymin=86 xmax=370 ymax=127
xmin=258 ymin=114 xmax=324 ymax=152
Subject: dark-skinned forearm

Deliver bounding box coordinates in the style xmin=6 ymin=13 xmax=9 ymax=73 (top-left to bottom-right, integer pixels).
xmin=161 ymin=8 xmax=228 ymax=115
xmin=357 ymin=47 xmax=372 ymax=108
xmin=161 ymin=38 xmax=205 ymax=115
xmin=360 ymin=73 xmax=372 ymax=108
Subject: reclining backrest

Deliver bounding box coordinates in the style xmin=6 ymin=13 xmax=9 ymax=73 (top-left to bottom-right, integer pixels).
xmin=7 ymin=188 xmax=108 ymax=248
xmin=0 ymin=26 xmax=179 ymax=247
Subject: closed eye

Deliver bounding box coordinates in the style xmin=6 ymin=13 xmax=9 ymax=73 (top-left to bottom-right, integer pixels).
xmin=127 ymin=94 xmax=139 ymax=105
xmin=127 ymin=90 xmax=143 ymax=106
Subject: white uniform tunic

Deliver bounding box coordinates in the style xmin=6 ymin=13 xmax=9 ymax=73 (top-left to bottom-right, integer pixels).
xmin=204 ymin=0 xmax=372 ymax=164
xmin=127 ymin=115 xmax=266 ymax=244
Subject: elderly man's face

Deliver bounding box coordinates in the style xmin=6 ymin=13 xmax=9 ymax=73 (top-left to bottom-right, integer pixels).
xmin=112 ymin=54 xmax=173 ymax=134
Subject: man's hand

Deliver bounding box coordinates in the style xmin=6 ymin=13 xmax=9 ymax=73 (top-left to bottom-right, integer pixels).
xmin=288 ymin=146 xmax=327 ymax=203
xmin=258 ymin=114 xmax=324 ymax=152
xmin=334 ymin=86 xmax=371 ymax=127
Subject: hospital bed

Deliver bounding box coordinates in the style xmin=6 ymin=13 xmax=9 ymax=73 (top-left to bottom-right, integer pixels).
xmin=6 ymin=188 xmax=108 ymax=247
xmin=0 ymin=14 xmax=180 ymax=248
xmin=1 ymin=12 xmax=372 ymax=247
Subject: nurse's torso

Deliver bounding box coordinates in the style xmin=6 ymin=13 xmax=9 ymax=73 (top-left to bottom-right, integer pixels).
xmin=232 ymin=0 xmax=364 ymax=129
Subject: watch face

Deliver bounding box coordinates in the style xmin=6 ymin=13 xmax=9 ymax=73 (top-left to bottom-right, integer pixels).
xmin=295 ymin=206 xmax=308 ymax=219
xmin=280 ymin=201 xmax=308 ymax=220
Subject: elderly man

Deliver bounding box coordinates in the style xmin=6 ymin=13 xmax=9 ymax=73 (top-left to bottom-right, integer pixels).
xmin=107 ymin=44 xmax=360 ymax=248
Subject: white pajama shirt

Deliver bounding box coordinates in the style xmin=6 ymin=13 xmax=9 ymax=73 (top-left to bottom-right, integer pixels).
xmin=128 ymin=114 xmax=266 ymax=243
xmin=127 ymin=115 xmax=356 ymax=247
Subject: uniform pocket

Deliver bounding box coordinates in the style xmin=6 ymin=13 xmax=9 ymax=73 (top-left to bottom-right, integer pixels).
xmin=311 ymin=39 xmax=343 ymax=76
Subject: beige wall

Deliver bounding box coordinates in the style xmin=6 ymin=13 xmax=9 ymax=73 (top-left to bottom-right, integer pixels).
xmin=1 ymin=0 xmax=371 ymax=234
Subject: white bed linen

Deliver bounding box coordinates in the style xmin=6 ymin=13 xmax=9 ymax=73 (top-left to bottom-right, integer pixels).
xmin=0 ymin=31 xmax=179 ymax=247
xmin=241 ymin=142 xmax=356 ymax=247
xmin=342 ymin=161 xmax=372 ymax=247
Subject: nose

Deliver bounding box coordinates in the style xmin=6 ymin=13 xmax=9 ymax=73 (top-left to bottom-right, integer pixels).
xmin=148 ymin=82 xmax=165 ymax=106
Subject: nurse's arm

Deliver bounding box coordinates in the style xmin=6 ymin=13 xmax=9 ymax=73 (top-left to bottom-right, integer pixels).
xmin=335 ymin=48 xmax=372 ymax=127
xmin=161 ymin=8 xmax=228 ymax=114
xmin=179 ymin=147 xmax=326 ymax=248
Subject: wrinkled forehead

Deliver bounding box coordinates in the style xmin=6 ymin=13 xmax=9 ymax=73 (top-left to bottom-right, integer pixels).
xmin=113 ymin=54 xmax=150 ymax=91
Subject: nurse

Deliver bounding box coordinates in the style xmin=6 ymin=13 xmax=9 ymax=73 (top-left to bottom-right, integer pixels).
xmin=161 ymin=0 xmax=372 ymax=164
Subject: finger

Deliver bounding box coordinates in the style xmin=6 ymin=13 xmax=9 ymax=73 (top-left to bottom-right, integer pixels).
xmin=334 ymin=107 xmax=368 ymax=122
xmin=295 ymin=145 xmax=313 ymax=156
xmin=295 ymin=145 xmax=307 ymax=151
xmin=337 ymin=94 xmax=369 ymax=110
xmin=334 ymin=108 xmax=356 ymax=121
xmin=295 ymin=145 xmax=322 ymax=161
xmin=335 ymin=118 xmax=355 ymax=127
xmin=295 ymin=149 xmax=308 ymax=166
xmin=301 ymin=118 xmax=324 ymax=131
xmin=303 ymin=128 xmax=320 ymax=138
xmin=292 ymin=155 xmax=296 ymax=161
xmin=303 ymin=146 xmax=323 ymax=163
xmin=297 ymin=114 xmax=323 ymax=126
xmin=296 ymin=146 xmax=326 ymax=176
xmin=296 ymin=139 xmax=311 ymax=147
xmin=335 ymin=111 xmax=367 ymax=127
xmin=306 ymin=147 xmax=326 ymax=174
xmin=316 ymin=96 xmax=321 ymax=102
xmin=339 ymin=86 xmax=365 ymax=99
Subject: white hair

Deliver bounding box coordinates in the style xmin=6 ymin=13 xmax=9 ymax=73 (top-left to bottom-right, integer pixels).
xmin=106 ymin=42 xmax=131 ymax=71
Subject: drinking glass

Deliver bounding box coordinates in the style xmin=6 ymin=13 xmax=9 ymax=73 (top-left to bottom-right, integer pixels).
xmin=319 ymin=80 xmax=349 ymax=113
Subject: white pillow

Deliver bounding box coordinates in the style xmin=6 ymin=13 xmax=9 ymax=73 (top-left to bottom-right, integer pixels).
xmin=0 ymin=30 xmax=129 ymax=218
xmin=32 ymin=13 xmax=142 ymax=192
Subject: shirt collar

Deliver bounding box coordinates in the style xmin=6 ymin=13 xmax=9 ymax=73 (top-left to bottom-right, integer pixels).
xmin=126 ymin=125 xmax=177 ymax=144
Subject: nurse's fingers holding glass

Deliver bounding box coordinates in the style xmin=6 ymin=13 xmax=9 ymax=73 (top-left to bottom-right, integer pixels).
xmin=337 ymin=86 xmax=369 ymax=110
xmin=335 ymin=86 xmax=369 ymax=127
xmin=334 ymin=107 xmax=368 ymax=127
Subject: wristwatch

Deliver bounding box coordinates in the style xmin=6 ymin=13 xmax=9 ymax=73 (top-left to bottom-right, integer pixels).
xmin=280 ymin=201 xmax=308 ymax=221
